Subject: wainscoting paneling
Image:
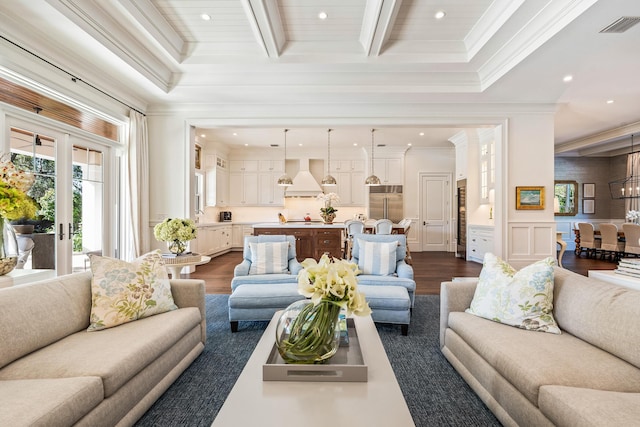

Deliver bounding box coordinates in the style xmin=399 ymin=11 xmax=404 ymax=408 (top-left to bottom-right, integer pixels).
xmin=508 ymin=222 xmax=556 ymax=269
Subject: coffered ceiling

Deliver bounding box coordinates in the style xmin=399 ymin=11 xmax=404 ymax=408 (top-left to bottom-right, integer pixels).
xmin=0 ymin=0 xmax=639 ymax=155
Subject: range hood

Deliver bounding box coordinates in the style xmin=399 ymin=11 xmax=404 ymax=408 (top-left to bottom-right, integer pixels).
xmin=285 ymin=158 xmax=322 ymax=197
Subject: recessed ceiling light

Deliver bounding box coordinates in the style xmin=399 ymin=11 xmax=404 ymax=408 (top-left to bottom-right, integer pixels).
xmin=434 ymin=11 xmax=446 ymax=19
xmin=298 ymin=143 xmax=303 ymax=146
xmin=407 ymin=143 xmax=412 ymax=146
xmin=200 ymin=134 xmax=206 ymax=138
xmin=244 ymin=143 xmax=248 ymax=147
xmin=353 ymin=143 xmax=358 ymax=146
xmin=318 ymin=11 xmax=328 ymax=20
xmin=201 ymin=14 xmax=211 ymax=21
xmin=563 ymin=75 xmax=573 ymax=82
xmin=419 ymin=132 xmax=425 ymax=136
xmin=607 ymin=99 xmax=615 ymax=104
xmin=233 ymin=132 xmax=238 ymax=136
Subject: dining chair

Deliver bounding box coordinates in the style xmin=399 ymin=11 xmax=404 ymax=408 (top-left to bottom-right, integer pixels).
xmin=599 ymin=223 xmax=624 ymax=262
xmin=576 ymin=223 xmax=601 ymax=258
xmin=343 ymin=219 xmax=365 ymax=259
xmin=622 ymin=223 xmax=640 ymax=257
xmin=374 ymin=219 xmax=394 ymax=235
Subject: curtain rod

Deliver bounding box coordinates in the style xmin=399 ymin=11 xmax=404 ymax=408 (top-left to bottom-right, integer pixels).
xmin=1 ymin=35 xmax=145 ymax=116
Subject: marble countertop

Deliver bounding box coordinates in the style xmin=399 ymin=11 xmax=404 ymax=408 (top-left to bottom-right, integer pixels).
xmin=253 ymin=222 xmax=345 ymax=229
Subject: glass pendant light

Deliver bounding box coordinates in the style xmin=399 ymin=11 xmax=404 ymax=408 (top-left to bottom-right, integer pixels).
xmin=321 ymin=128 xmax=337 ymax=186
xmin=277 ymin=129 xmax=293 ymax=186
xmin=365 ymin=128 xmax=381 ymax=186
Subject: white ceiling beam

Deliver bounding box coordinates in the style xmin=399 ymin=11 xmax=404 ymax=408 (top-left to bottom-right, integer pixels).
xmin=240 ymin=0 xmax=285 ymax=58
xmin=464 ymin=0 xmax=524 ymax=61
xmin=116 ymin=0 xmax=188 ymax=63
xmin=555 ymin=121 xmax=640 ymax=154
xmin=45 ymin=0 xmax=177 ymax=93
xmin=360 ymin=0 xmax=403 ymax=57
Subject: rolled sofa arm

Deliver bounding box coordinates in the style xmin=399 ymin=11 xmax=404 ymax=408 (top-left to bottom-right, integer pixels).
xmin=439 ymin=280 xmax=478 ymax=349
xmin=170 ymin=279 xmax=206 ymax=344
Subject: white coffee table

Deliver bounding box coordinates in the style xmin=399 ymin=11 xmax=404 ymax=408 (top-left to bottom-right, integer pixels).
xmin=212 ymin=313 xmax=415 ymax=427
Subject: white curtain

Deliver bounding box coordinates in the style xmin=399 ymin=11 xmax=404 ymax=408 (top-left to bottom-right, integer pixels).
xmin=625 ymin=152 xmax=640 ymax=212
xmin=124 ymin=110 xmax=150 ymax=259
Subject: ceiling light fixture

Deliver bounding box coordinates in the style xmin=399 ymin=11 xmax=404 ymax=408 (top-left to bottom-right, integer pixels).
xmin=321 ymin=129 xmax=337 ymax=186
xmin=607 ymin=99 xmax=615 ymax=104
xmin=201 ymin=14 xmax=211 ymax=21
xmin=434 ymin=11 xmax=446 ymax=19
xmin=563 ymin=75 xmax=573 ymax=82
xmin=365 ymin=129 xmax=381 ymax=186
xmin=277 ymin=129 xmax=293 ymax=187
xmin=318 ymin=11 xmax=328 ymax=20
xmin=609 ymin=133 xmax=639 ymax=199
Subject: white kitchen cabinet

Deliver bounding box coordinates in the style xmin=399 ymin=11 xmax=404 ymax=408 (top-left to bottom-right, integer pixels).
xmin=232 ymin=224 xmax=254 ymax=248
xmin=373 ymin=158 xmax=403 ymax=184
xmin=258 ymin=160 xmax=284 ymax=172
xmin=331 ymin=160 xmax=364 ymax=172
xmin=333 ymin=171 xmax=365 ymax=205
xmin=195 ymin=225 xmax=232 ymax=256
xmin=455 ymin=141 xmax=468 ymax=180
xmin=229 ymin=171 xmax=259 ymax=205
xmin=205 ymin=154 xmax=228 ymax=207
xmin=467 ymin=225 xmax=494 ymax=263
xmin=258 ymin=171 xmax=285 ymax=206
xmin=230 ymin=160 xmax=258 ymax=172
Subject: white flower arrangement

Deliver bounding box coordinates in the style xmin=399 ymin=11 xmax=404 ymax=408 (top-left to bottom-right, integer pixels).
xmin=153 ymin=218 xmax=197 ymax=243
xmin=297 ymin=254 xmax=371 ymax=316
xmin=317 ymin=192 xmax=340 ymax=214
xmin=626 ymin=210 xmax=640 ymax=223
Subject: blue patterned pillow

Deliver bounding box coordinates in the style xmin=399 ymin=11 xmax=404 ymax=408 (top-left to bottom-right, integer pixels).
xmin=466 ymin=253 xmax=560 ymax=334
xmin=356 ymin=239 xmax=398 ymax=275
xmin=248 ymin=241 xmax=290 ymax=274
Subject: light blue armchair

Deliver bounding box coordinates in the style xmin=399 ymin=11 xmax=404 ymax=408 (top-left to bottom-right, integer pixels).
xmin=350 ymin=233 xmax=416 ymax=307
xmin=230 ymin=235 xmax=302 ymax=291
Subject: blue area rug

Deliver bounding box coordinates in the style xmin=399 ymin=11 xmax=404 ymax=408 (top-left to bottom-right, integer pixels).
xmin=134 ymin=295 xmax=500 ymax=426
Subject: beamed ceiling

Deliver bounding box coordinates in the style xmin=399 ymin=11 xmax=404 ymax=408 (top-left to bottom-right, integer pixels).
xmin=0 ymin=0 xmax=639 ymax=156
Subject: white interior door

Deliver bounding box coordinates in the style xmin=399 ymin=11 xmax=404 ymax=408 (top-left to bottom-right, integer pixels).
xmin=420 ymin=174 xmax=451 ymax=251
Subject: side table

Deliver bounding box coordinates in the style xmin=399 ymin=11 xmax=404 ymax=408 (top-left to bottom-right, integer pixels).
xmin=165 ymin=255 xmax=211 ymax=279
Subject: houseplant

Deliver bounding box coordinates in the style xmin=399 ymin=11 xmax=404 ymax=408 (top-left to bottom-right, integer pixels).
xmin=317 ymin=192 xmax=340 ymax=224
xmin=275 ymin=254 xmax=371 ymax=364
xmin=0 ymin=154 xmax=38 ymax=274
xmin=153 ymin=218 xmax=198 ymax=255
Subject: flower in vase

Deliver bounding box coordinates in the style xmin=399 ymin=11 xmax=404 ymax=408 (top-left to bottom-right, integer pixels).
xmin=297 ymin=254 xmax=371 ymax=316
xmin=317 ymin=192 xmax=340 ymax=215
xmin=626 ymin=210 xmax=640 ymax=223
xmin=153 ymin=218 xmax=197 ymax=253
xmin=0 ymin=154 xmax=38 ymax=220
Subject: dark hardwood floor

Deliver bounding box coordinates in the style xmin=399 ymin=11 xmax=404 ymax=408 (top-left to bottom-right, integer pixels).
xmin=185 ymin=249 xmax=618 ymax=295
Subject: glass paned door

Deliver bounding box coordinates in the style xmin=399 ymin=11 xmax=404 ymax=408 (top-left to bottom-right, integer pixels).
xmin=9 ymin=123 xmax=106 ymax=275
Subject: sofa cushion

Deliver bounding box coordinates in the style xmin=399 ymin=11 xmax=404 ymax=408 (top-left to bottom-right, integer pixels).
xmin=447 ymin=312 xmax=640 ymax=406
xmin=248 ymin=241 xmax=289 ymax=275
xmin=539 ymin=386 xmax=640 ymax=427
xmin=0 ymin=307 xmax=201 ymax=397
xmin=0 ymin=272 xmax=92 ymax=369
xmin=466 ymin=253 xmax=560 ymax=334
xmin=356 ymin=239 xmax=398 ymax=275
xmin=88 ymin=250 xmax=177 ymax=331
xmin=553 ymin=268 xmax=640 ymax=369
xmin=0 ymin=377 xmax=103 ymax=427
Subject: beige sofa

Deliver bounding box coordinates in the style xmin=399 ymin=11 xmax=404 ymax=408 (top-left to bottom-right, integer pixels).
xmin=440 ymin=267 xmax=640 ymax=427
xmin=0 ymin=271 xmax=206 ymax=427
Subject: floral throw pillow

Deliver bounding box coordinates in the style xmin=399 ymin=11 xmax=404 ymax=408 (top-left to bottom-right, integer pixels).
xmin=87 ymin=250 xmax=177 ymax=331
xmin=465 ymin=252 xmax=561 ymax=334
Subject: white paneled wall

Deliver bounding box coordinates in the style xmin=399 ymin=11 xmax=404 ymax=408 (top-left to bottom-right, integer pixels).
xmin=507 ymin=222 xmax=557 ymax=269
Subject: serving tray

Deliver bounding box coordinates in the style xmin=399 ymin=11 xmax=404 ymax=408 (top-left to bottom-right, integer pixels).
xmin=263 ymin=318 xmax=368 ymax=382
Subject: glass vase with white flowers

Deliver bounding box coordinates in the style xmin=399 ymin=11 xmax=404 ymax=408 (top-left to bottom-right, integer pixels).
xmin=626 ymin=210 xmax=640 ymax=224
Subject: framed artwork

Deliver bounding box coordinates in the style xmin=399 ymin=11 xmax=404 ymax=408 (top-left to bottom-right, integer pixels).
xmin=516 ymin=186 xmax=545 ymax=210
xmin=583 ymin=183 xmax=595 ymax=198
xmin=195 ymin=145 xmax=202 ymax=170
xmin=583 ymin=199 xmax=595 ymax=214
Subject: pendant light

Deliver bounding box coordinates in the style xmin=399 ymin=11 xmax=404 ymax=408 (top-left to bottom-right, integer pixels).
xmin=321 ymin=128 xmax=337 ymax=186
xmin=365 ymin=128 xmax=381 ymax=186
xmin=609 ymin=133 xmax=639 ymax=199
xmin=277 ymin=129 xmax=293 ymax=187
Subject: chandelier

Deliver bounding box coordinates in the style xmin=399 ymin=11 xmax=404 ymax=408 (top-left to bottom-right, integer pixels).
xmin=609 ymin=134 xmax=639 ymax=199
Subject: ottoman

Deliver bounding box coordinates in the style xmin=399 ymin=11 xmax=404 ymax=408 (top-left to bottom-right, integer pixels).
xmin=359 ymin=285 xmax=411 ymax=335
xmin=228 ymin=283 xmax=306 ymax=332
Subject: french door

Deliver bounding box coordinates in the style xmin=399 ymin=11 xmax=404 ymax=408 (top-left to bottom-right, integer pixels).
xmin=7 ymin=116 xmax=110 ymax=275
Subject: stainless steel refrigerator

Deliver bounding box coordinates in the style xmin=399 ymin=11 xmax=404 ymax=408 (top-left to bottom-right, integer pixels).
xmin=369 ymin=185 xmax=403 ymax=223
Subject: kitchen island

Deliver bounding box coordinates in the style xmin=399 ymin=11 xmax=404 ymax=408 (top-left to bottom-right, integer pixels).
xmin=253 ymin=222 xmax=343 ymax=261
